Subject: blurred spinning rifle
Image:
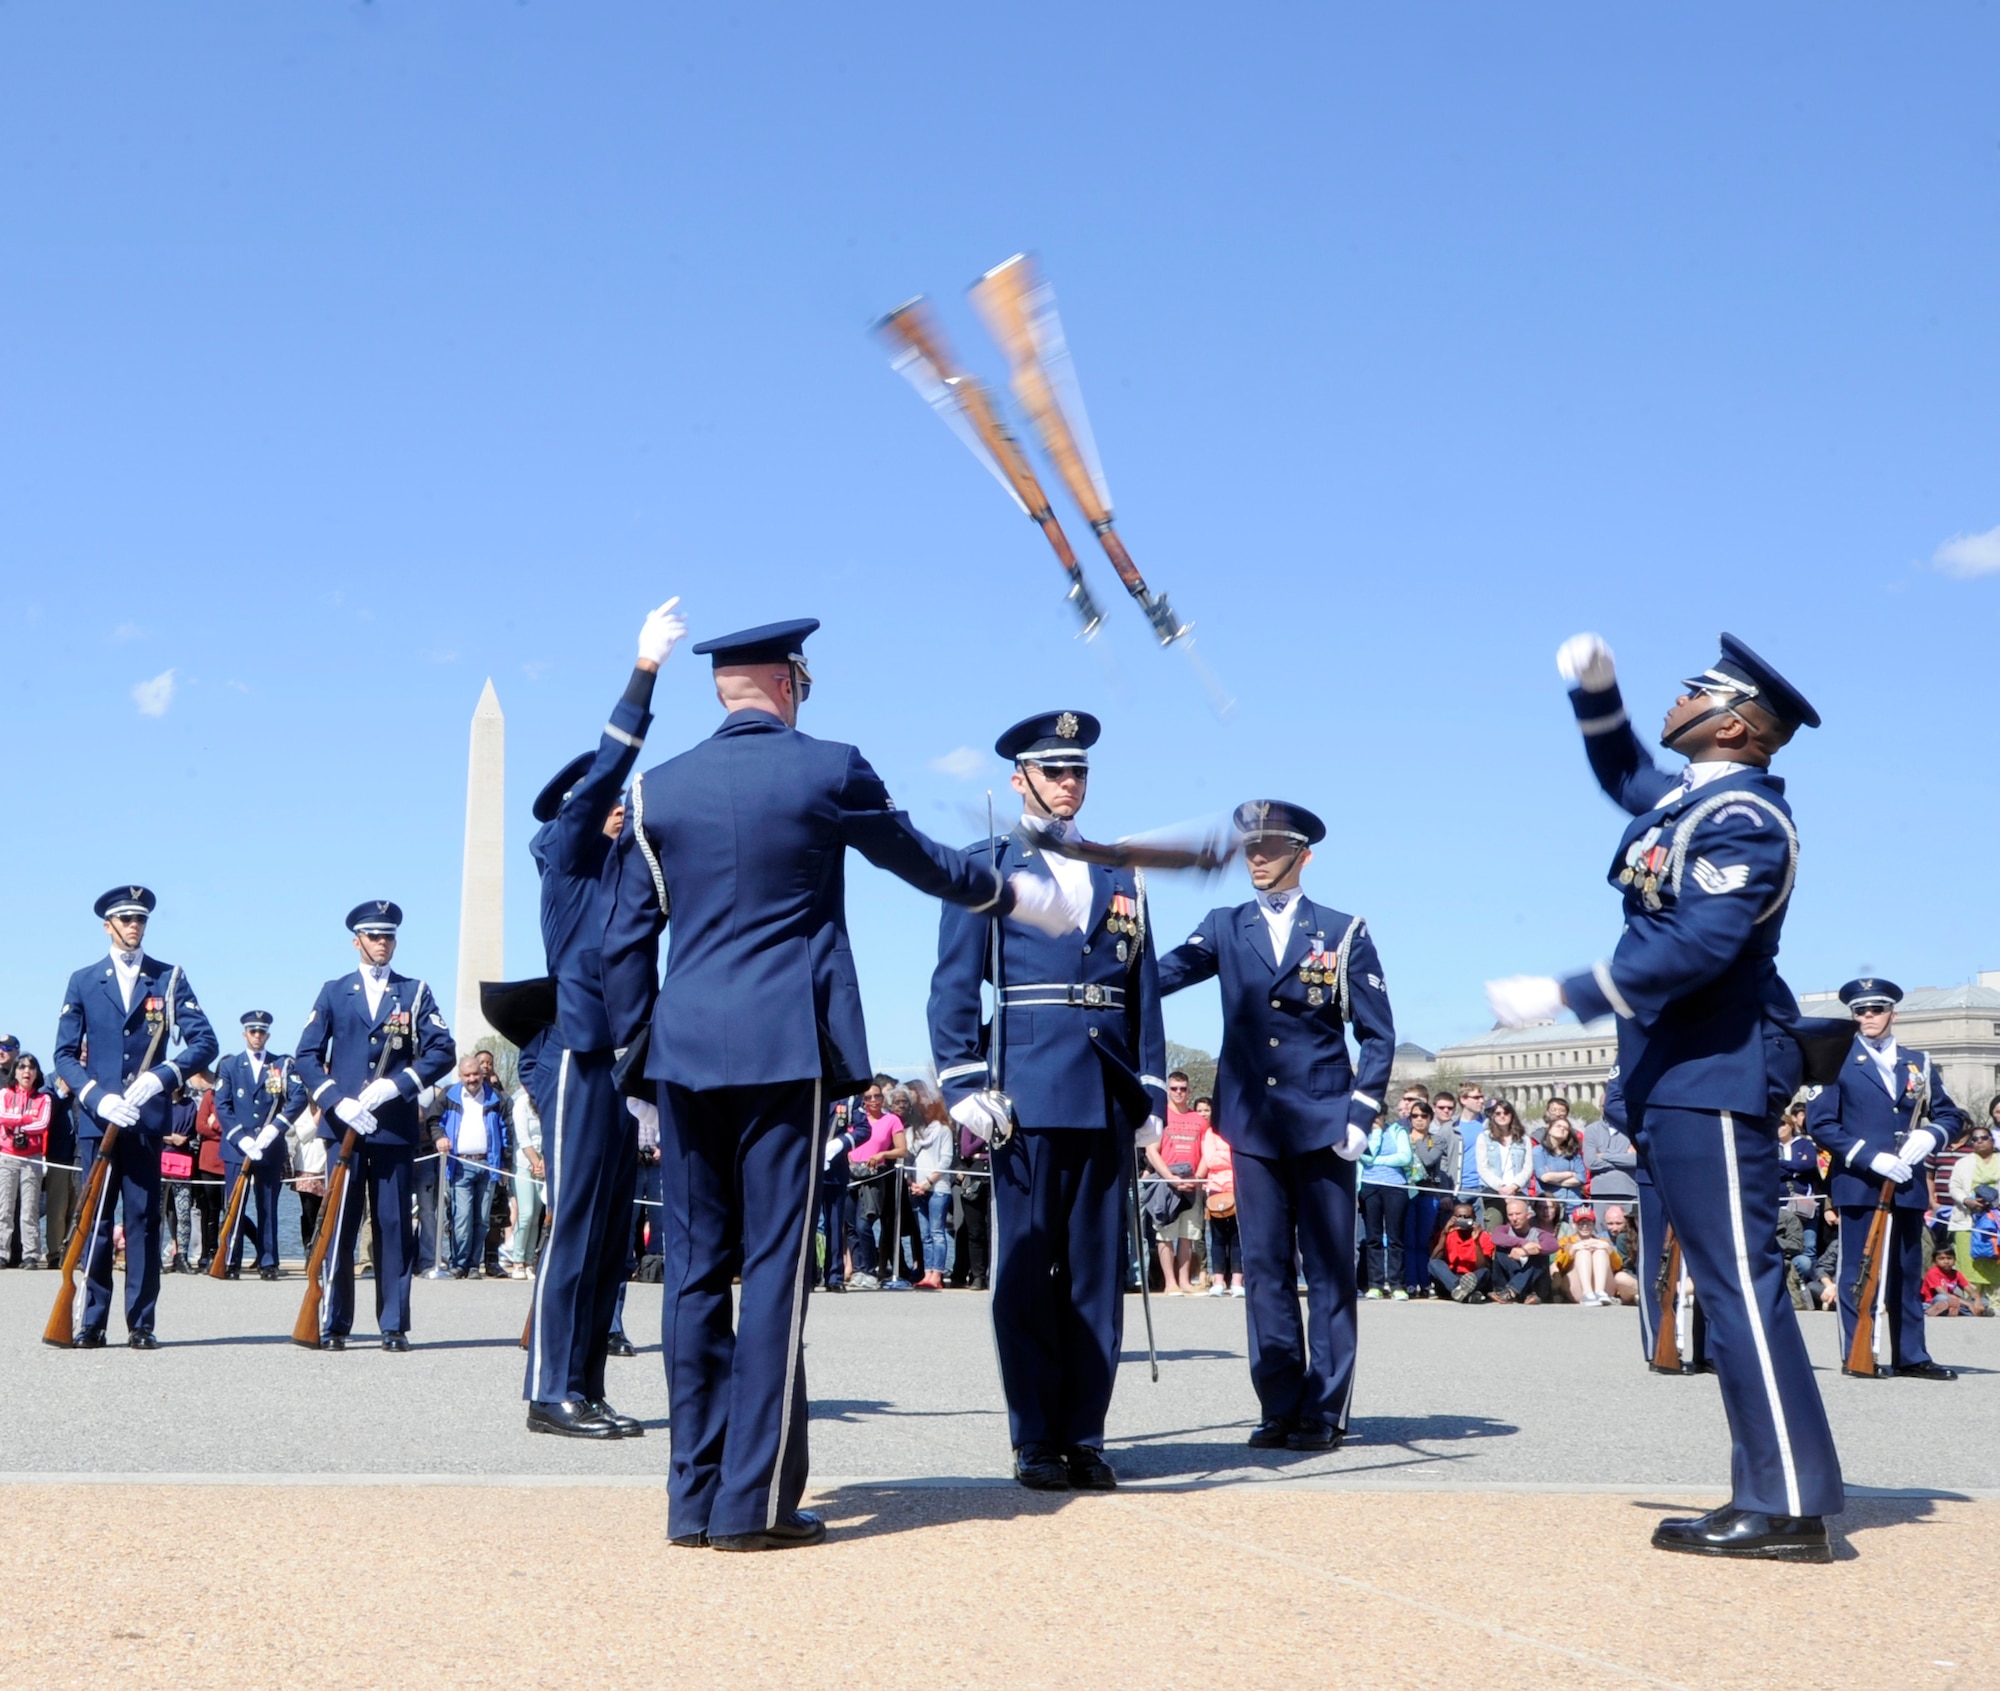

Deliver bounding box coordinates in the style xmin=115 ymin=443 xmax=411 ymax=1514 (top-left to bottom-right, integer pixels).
xmin=876 ymin=297 xmax=1106 ymax=638
xmin=1028 ymin=814 xmax=1238 ymax=876
xmin=44 ymin=967 xmax=181 ymax=1348
xmin=1844 ymin=1056 xmax=1929 ymax=1377
xmin=1650 ymin=1225 xmax=1695 ymax=1374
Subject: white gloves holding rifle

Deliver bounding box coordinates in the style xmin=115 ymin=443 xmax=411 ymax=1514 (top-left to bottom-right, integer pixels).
xmin=334 ymin=1097 xmax=378 ymax=1136
xmin=356 ymin=1077 xmax=400 ymax=1114
xmin=1868 ymin=1150 xmax=1913 ymax=1185
xmin=254 ymin=1122 xmax=282 ymax=1154
xmin=240 ymin=1136 xmax=264 ymax=1164
xmin=123 ymin=1070 xmax=165 ymax=1111
xmin=1897 ymin=1128 xmax=1937 ymax=1167
xmin=638 ymin=597 xmax=687 ymax=668
xmin=950 ymin=1094 xmax=1011 ymax=1143
xmin=95 ymin=1092 xmax=142 ymax=1129
xmin=1556 ymin=633 xmax=1617 ymax=692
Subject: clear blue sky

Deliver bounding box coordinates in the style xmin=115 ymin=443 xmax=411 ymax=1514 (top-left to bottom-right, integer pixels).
xmin=3 ymin=6 xmax=1996 ymax=1074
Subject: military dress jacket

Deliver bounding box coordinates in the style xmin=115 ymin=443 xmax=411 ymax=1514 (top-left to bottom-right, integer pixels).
xmin=601 ymin=711 xmax=1010 ymax=1096
xmin=1559 ymin=681 xmax=1807 ymax=1118
xmin=1157 ymin=896 xmax=1394 ymax=1160
xmin=213 ymin=1049 xmax=294 ymax=1163
xmin=54 ymin=955 xmax=217 ymax=1142
xmin=1806 ymin=1039 xmax=1962 ymax=1212
xmin=292 ymin=971 xmax=456 ymax=1150
xmin=928 ymin=830 xmax=1167 ymax=1133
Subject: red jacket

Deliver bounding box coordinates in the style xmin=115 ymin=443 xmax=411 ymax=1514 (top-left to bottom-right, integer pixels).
xmin=0 ymin=1087 xmax=50 ymax=1157
xmin=1438 ymin=1225 xmax=1491 ymax=1275
xmin=195 ymin=1091 xmax=225 ymax=1177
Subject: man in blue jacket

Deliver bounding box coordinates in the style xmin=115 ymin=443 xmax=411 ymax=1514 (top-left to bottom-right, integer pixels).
xmin=292 ymin=901 xmax=457 ymax=1350
xmin=602 ymin=618 xmax=1050 ymax=1551
xmin=212 ymin=1011 xmax=294 ymax=1279
xmin=929 ymin=711 xmax=1169 ymax=1494
xmin=1805 ymin=977 xmax=1963 ymax=1381
xmin=53 ymin=885 xmax=218 ymax=1347
xmin=520 ymin=597 xmax=684 ymax=1440
xmin=1488 ymin=632 xmax=1842 ymax=1561
xmin=1157 ymin=801 xmax=1395 ymax=1451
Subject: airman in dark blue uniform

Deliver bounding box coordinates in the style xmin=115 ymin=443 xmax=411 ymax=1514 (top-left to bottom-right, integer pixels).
xmin=291 ymin=901 xmax=457 ymax=1350
xmin=53 ymin=885 xmax=218 ymax=1347
xmin=1490 ymin=632 xmax=1843 ymax=1561
xmin=520 ymin=598 xmax=684 ymax=1440
xmin=928 ymin=711 xmax=1168 ymax=1494
xmin=602 ymin=618 xmax=1027 ymax=1550
xmin=1157 ymin=801 xmax=1395 ymax=1451
xmin=1806 ymin=977 xmax=1963 ymax=1381
xmin=213 ymin=1011 xmax=294 ymax=1279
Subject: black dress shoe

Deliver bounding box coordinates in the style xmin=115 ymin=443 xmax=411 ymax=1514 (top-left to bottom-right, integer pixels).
xmin=73 ymin=1329 xmax=108 ymax=1350
xmin=1248 ymin=1418 xmax=1292 ymax=1449
xmin=1900 ymin=1361 xmax=1958 ymax=1382
xmin=1063 ymin=1447 xmax=1118 ymax=1491
xmin=526 ymin=1399 xmax=619 ymax=1439
xmin=1012 ymin=1443 xmax=1071 ymax=1491
xmin=259 ymin=1268 xmax=280 ymax=1281
xmin=127 ymin=1332 xmax=160 ymax=1350
xmin=1652 ymin=1505 xmax=1832 ymax=1563
xmin=381 ymin=1333 xmax=412 ymax=1353
xmin=669 ymin=1530 xmax=709 ymax=1548
xmin=225 ymin=1268 xmax=241 ymax=1281
xmin=711 ymin=1510 xmax=826 ymax=1552
xmin=325 ymin=1335 xmax=347 ymax=1351
xmin=606 ymin=1335 xmax=637 ymax=1358
xmin=1287 ymin=1421 xmax=1341 ymax=1452
xmin=587 ymin=1399 xmax=645 ymax=1437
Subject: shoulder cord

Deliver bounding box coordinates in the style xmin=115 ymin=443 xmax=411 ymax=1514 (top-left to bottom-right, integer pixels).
xmin=1333 ymin=915 xmax=1365 ymax=1023
xmin=1664 ymin=790 xmax=1798 ymax=925
xmin=630 ymin=771 xmax=672 ymax=919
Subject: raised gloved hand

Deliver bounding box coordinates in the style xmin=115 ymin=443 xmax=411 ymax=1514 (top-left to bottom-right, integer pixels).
xmin=1485 ymin=975 xmax=1566 ymax=1029
xmin=1137 ymin=1114 xmax=1164 ymax=1149
xmin=356 ymin=1077 xmax=400 ymax=1113
xmin=95 ymin=1092 xmax=142 ymax=1128
xmin=637 ymin=596 xmax=686 ymax=667
xmin=122 ymin=1070 xmax=165 ymax=1111
xmin=949 ymin=1093 xmax=1011 ymax=1143
xmin=240 ymin=1138 xmax=263 ymax=1164
xmin=1333 ymin=1123 xmax=1369 ymax=1162
xmin=1555 ymin=633 xmax=1617 ymax=692
xmin=1005 ymin=871 xmax=1073 ymax=937
xmin=334 ymin=1098 xmax=378 ymax=1137
xmin=1897 ymin=1128 xmax=1937 ymax=1166
xmin=1868 ymin=1150 xmax=1913 ymax=1185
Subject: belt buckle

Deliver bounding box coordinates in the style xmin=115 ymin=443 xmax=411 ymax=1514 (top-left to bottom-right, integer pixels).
xmin=1080 ymin=983 xmax=1105 ymax=1008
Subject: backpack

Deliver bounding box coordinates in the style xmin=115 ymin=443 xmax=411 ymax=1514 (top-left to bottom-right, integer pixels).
xmin=1971 ymin=1215 xmax=2000 ymax=1262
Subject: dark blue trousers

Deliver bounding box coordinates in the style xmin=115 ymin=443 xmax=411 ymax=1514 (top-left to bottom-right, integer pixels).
xmin=989 ymin=1125 xmax=1131 ymax=1452
xmin=79 ymin=1131 xmax=162 ymax=1336
xmin=1632 ymin=1158 xmax=1706 ymax=1368
xmin=1835 ymin=1202 xmax=1933 ymax=1369
xmin=221 ymin=1157 xmax=286 ymax=1272
xmin=525 ymin=1049 xmax=639 ymax=1404
xmin=658 ymin=1078 xmax=820 ymax=1541
xmin=1641 ymin=1105 xmax=1844 ymax=1517
xmin=319 ymin=1141 xmax=415 ymax=1339
xmin=1233 ymin=1144 xmax=1357 ymax=1432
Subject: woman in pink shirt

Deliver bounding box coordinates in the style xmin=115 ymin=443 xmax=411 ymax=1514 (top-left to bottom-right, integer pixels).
xmin=0 ymin=1053 xmax=52 ymax=1270
xmin=1196 ymin=1118 xmax=1243 ymax=1297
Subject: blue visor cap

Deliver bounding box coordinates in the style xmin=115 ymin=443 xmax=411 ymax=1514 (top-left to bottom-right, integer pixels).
xmin=1234 ymin=800 xmax=1326 ymax=847
xmin=691 ymin=619 xmax=820 ymax=668
xmin=996 ymin=711 xmax=1101 ymax=765
xmin=240 ymin=1011 xmax=274 ymax=1030
xmin=346 ymin=900 xmax=403 ymax=936
xmin=1684 ymin=633 xmax=1822 ymax=732
xmin=1838 ymin=977 xmax=1902 ymax=1012
xmin=95 ymin=885 xmax=157 ymax=920
xmin=533 ymin=752 xmax=596 ymax=824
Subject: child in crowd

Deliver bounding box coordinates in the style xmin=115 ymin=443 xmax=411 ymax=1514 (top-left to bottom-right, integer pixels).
xmin=1921 ymin=1247 xmax=1987 ymax=1318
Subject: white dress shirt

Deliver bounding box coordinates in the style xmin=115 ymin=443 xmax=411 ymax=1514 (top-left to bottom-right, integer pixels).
xmin=1028 ymin=817 xmax=1093 ymax=935
xmin=360 ymin=962 xmax=392 ymax=1018
xmin=1255 ymin=887 xmax=1304 ymax=966
xmin=110 ymin=948 xmax=143 ymax=1013
xmin=1860 ymin=1031 xmax=1900 ymax=1100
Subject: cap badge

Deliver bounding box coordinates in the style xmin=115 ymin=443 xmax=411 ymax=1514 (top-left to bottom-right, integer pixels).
xmin=1056 ymin=712 xmax=1079 ymax=740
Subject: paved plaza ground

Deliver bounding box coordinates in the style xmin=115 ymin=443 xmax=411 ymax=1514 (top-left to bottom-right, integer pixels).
xmin=3 ymin=1271 xmax=1995 ymax=1687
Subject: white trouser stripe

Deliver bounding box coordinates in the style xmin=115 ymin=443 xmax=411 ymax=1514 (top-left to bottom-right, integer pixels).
xmin=1719 ymin=1110 xmax=1800 ymax=1516
xmin=1635 ymin=1196 xmax=1655 ymax=1354
xmin=529 ymin=1051 xmax=570 ymax=1401
xmin=769 ymin=1079 xmax=821 ymax=1530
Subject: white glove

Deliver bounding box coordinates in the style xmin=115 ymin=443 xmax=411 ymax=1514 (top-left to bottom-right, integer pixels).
xmin=1898 ymin=1128 xmax=1937 ymax=1165
xmin=253 ymin=1122 xmax=282 ymax=1151
xmin=1333 ymin=1124 xmax=1369 ymax=1162
xmin=1486 ymin=975 xmax=1565 ymax=1029
xmin=626 ymin=1097 xmax=658 ymax=1132
xmin=334 ymin=1098 xmax=378 ymax=1137
xmin=949 ymin=1093 xmax=1009 ymax=1143
xmin=1868 ymin=1150 xmax=1913 ymax=1184
xmin=638 ymin=596 xmax=686 ymax=666
xmin=1005 ymin=871 xmax=1073 ymax=937
xmin=824 ymin=1134 xmax=844 ymax=1169
xmin=1137 ymin=1114 xmax=1164 ymax=1149
xmin=240 ymin=1138 xmax=263 ymax=1164
xmin=122 ymin=1070 xmax=165 ymax=1110
xmin=1555 ymin=633 xmax=1617 ymax=692
xmin=95 ymin=1092 xmax=142 ymax=1128
xmin=356 ymin=1077 xmax=400 ymax=1113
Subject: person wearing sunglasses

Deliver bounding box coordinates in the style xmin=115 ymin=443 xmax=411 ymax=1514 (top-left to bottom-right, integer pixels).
xmin=1487 ymin=632 xmax=1842 ymax=1563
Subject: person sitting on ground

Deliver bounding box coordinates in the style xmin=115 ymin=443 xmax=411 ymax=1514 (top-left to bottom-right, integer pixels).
xmin=1601 ymin=1204 xmax=1640 ymax=1304
xmin=1489 ymin=1198 xmax=1557 ymax=1304
xmin=1921 ymin=1247 xmax=1984 ymax=1318
xmin=1810 ymin=1205 xmax=1841 ymax=1311
xmin=1948 ymin=1131 xmax=2000 ymax=1300
xmin=1556 ymin=1205 xmax=1621 ymax=1305
xmin=1777 ymin=1200 xmax=1812 ymax=1310
xmin=1533 ymin=1117 xmax=1588 ymax=1216
xmin=1428 ymin=1201 xmax=1492 ymax=1303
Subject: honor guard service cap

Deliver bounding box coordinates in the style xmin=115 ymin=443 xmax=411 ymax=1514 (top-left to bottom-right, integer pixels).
xmin=1839 ymin=977 xmax=1902 ymax=1012
xmin=95 ymin=885 xmax=157 ymax=920
xmin=346 ymin=900 xmax=403 ymax=936
xmin=691 ymin=619 xmax=821 ymax=667
xmin=239 ymin=1010 xmax=274 ymax=1030
xmin=996 ymin=710 xmax=1100 ymax=765
xmin=533 ymin=752 xmax=596 ymax=823
xmin=1233 ymin=800 xmax=1326 ymax=847
xmin=1686 ymin=634 xmax=1822 ymax=732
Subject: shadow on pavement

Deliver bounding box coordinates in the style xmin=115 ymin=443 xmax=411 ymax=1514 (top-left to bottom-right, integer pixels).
xmin=811 ymin=1399 xmax=1006 ymax=1423
xmin=813 ymin=1484 xmax=1082 ymax=1542
xmin=1107 ymin=1413 xmax=1518 ymax=1483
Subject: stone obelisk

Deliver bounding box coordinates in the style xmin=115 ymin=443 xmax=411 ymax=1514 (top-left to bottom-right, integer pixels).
xmin=454 ymin=679 xmax=506 ymax=1049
